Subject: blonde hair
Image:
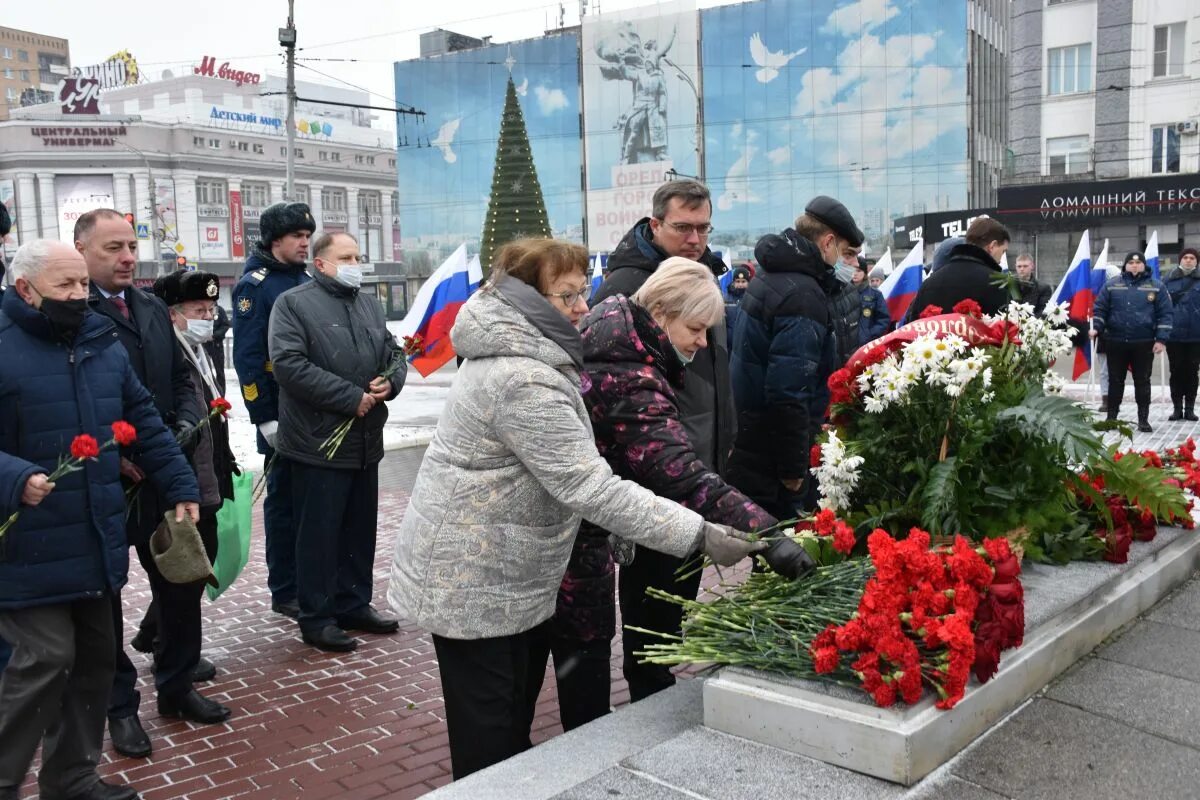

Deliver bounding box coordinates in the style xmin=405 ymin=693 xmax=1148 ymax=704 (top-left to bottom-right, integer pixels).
xmin=632 ymin=257 xmax=725 ymax=327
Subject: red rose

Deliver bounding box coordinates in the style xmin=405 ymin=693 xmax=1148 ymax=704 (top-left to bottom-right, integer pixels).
xmin=919 ymin=304 xmax=944 ymax=319
xmin=952 ymin=298 xmax=983 ymax=318
xmin=70 ymin=434 xmax=100 ymax=461
xmin=209 ymin=397 xmax=233 ymax=416
xmin=1102 ymin=524 xmax=1132 ymax=564
xmin=111 ymin=421 xmax=137 ymax=447
xmin=971 ymin=630 xmax=1003 ymax=683
xmin=1133 ymin=508 xmax=1157 ymax=542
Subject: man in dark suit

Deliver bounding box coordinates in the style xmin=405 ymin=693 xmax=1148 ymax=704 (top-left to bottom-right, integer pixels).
xmin=74 ymin=210 xmax=209 ymax=759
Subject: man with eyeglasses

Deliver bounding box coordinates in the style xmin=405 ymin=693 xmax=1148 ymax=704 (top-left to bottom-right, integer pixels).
xmin=591 ymin=179 xmax=736 ymax=703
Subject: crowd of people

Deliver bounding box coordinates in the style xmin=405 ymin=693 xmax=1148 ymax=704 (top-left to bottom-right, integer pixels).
xmin=0 ymin=175 xmax=1195 ymax=796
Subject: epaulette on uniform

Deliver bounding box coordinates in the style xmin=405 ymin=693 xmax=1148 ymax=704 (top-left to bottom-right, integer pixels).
xmin=246 ymin=268 xmax=269 ymax=286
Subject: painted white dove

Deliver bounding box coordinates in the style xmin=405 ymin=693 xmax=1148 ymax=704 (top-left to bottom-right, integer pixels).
xmin=432 ymin=117 xmax=461 ymax=164
xmin=516 ymin=78 xmax=529 ymax=96
xmin=749 ymin=32 xmax=806 ymax=84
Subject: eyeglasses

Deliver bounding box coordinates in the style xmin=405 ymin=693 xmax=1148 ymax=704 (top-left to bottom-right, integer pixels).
xmin=660 ymin=220 xmax=714 ymax=237
xmin=543 ymin=287 xmax=591 ymax=307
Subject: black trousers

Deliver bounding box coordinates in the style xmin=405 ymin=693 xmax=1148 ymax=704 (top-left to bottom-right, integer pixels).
xmin=290 ymin=460 xmax=377 ymax=634
xmin=618 ymin=548 xmax=704 ymax=703
xmin=262 ymin=445 xmax=297 ymax=606
xmin=1105 ymin=339 xmax=1155 ymax=417
xmin=110 ymin=515 xmax=218 ymax=717
xmin=432 ymin=621 xmax=551 ymax=780
xmin=1166 ymin=341 xmax=1200 ymax=401
xmin=549 ymin=635 xmax=612 ymax=732
xmin=0 ymin=596 xmax=114 ymax=798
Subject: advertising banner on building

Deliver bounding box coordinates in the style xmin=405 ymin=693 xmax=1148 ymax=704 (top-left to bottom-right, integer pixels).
xmin=892 ymin=208 xmax=996 ymax=249
xmin=155 ymin=178 xmax=179 ymax=246
xmin=199 ymin=221 xmax=230 ymax=261
xmin=228 ymin=190 xmax=245 ymax=258
xmin=0 ymin=179 xmax=18 ymax=259
xmin=394 ymin=33 xmax=583 ymax=271
xmin=700 ymin=0 xmax=968 ymax=253
xmin=997 ymin=174 xmax=1200 ymax=227
xmin=55 ymin=175 xmax=114 ymax=242
xmin=582 ymin=0 xmax=699 ymax=250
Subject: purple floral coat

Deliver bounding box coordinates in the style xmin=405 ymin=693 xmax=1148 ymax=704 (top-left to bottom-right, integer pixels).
xmin=553 ymin=295 xmax=776 ymax=642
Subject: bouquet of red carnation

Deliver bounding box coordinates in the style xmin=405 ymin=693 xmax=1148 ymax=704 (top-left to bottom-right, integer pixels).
xmin=1 ymin=422 xmax=137 ymax=537
xmin=402 ymin=334 xmax=425 ymax=360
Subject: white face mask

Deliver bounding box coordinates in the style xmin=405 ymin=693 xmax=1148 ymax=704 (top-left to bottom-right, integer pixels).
xmin=182 ymin=318 xmax=214 ymax=345
xmin=335 ymin=264 xmax=363 ymax=289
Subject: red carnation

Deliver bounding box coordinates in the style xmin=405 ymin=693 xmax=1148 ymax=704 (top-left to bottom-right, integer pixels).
xmin=210 ymin=397 xmax=233 ymax=416
xmin=810 ymin=444 xmax=823 ymax=468
xmin=111 ymin=421 xmax=137 ymax=447
xmin=832 ymin=521 xmax=856 ymax=554
xmin=919 ymin=304 xmax=943 ymax=319
xmin=812 ymin=647 xmax=840 ymax=674
xmin=70 ymin=434 xmax=100 ymax=461
xmin=827 ymin=368 xmax=856 ymax=405
xmin=952 ymin=299 xmax=983 ymax=318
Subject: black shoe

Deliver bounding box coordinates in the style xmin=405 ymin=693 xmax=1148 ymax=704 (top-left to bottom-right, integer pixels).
xmin=65 ymin=779 xmax=140 ymax=800
xmin=192 ymin=656 xmax=217 ymax=683
xmin=108 ymin=715 xmax=152 ymax=758
xmin=158 ymin=688 xmax=232 ymax=724
xmin=302 ymin=625 xmax=358 ymax=653
xmin=129 ymin=628 xmax=156 ymax=654
xmin=1099 ymin=398 xmax=1109 ymax=413
xmin=337 ymin=606 xmax=400 ymax=635
xmin=1186 ymin=400 xmax=1199 ymax=422
xmin=1138 ymin=420 xmax=1153 ymax=433
xmin=1169 ymin=408 xmax=1183 ymax=421
xmin=272 ymin=600 xmax=300 ymax=619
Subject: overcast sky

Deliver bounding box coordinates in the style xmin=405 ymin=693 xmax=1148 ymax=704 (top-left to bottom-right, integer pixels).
xmin=8 ymin=0 xmax=737 ymax=124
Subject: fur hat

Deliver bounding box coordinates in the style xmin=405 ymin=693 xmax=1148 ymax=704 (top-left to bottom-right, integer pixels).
xmin=152 ymin=269 xmax=220 ymax=306
xmin=150 ymin=512 xmax=218 ymax=587
xmin=258 ymin=202 xmax=316 ymax=249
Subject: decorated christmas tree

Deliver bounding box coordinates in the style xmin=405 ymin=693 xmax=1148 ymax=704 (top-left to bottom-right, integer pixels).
xmin=479 ymin=67 xmax=552 ymax=273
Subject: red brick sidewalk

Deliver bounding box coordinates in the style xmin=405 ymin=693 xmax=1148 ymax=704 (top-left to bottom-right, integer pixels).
xmin=19 ymin=447 xmax=720 ymax=800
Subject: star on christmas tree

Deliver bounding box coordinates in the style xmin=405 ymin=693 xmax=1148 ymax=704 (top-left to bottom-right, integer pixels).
xmin=479 ymin=73 xmax=552 ymax=273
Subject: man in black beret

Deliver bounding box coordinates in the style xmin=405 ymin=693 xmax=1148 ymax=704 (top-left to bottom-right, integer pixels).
xmin=231 ymin=203 xmax=315 ymax=621
xmin=729 ymin=195 xmax=863 ymax=517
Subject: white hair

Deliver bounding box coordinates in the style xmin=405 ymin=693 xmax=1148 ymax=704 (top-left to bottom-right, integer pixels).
xmin=632 ymin=256 xmax=725 ymax=327
xmin=8 ymin=238 xmax=63 ymax=283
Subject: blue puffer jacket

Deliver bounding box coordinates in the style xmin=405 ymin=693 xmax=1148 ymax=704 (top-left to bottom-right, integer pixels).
xmin=1164 ymin=268 xmax=1200 ymax=343
xmin=0 ymin=291 xmax=199 ymax=610
xmin=1093 ymin=270 xmax=1173 ymax=344
xmin=858 ymin=285 xmax=889 ymax=344
xmin=728 ymin=229 xmax=837 ymax=500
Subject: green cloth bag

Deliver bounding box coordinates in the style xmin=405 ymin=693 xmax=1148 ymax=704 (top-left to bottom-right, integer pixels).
xmin=207 ymin=470 xmax=254 ymax=601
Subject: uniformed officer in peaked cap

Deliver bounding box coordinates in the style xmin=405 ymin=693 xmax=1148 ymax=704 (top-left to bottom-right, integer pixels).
xmin=231 ymin=202 xmax=315 ymax=619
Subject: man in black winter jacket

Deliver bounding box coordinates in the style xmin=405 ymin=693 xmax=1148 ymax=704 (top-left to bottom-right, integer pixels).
xmin=1015 ymin=253 xmax=1053 ymax=316
xmin=591 ymin=179 xmax=735 ymax=703
xmin=268 ymin=232 xmax=406 ymax=653
xmin=907 ymin=218 xmax=1011 ymax=321
xmin=74 ymin=209 xmax=209 ymax=759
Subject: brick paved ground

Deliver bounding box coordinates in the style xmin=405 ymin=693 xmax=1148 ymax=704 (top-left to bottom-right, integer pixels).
xmin=19 ymin=445 xmax=718 ymax=800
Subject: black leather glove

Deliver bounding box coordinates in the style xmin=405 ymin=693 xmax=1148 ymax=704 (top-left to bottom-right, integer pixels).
xmin=763 ymin=537 xmax=816 ymax=580
xmin=173 ymin=423 xmax=198 ymax=458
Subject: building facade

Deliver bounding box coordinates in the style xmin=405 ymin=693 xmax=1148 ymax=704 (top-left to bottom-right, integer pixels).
xmin=1000 ymin=0 xmax=1200 ymax=278
xmin=0 ymin=26 xmax=69 ymax=120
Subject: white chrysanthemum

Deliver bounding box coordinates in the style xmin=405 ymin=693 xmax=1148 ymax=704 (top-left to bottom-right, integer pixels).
xmin=812 ymin=429 xmax=865 ymax=513
xmin=981 ymin=390 xmax=995 ymax=403
xmin=1044 ymin=302 xmax=1069 ymax=327
xmin=864 ymin=395 xmax=886 ymax=413
xmin=1043 ymin=371 xmax=1067 ymax=395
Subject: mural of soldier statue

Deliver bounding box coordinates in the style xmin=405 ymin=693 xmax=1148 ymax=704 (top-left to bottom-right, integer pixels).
xmin=595 ymin=22 xmax=677 ymax=164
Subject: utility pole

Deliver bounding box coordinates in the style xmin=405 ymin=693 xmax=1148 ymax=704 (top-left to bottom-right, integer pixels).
xmin=280 ymin=0 xmax=297 ymax=201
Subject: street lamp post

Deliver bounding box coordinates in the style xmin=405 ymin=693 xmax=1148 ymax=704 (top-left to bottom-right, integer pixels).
xmin=115 ymin=140 xmax=170 ymax=276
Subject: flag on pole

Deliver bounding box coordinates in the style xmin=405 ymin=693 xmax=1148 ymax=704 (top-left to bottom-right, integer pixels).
xmin=1048 ymin=232 xmax=1094 ymax=379
xmin=878 ymin=238 xmax=924 ymax=323
xmin=999 ymin=251 xmax=1009 ymax=272
xmin=1146 ymin=229 xmax=1160 ymax=280
xmin=874 ymin=247 xmax=894 ymax=276
xmin=589 ymin=254 xmax=607 ymax=299
xmin=395 ymin=244 xmax=483 ymax=377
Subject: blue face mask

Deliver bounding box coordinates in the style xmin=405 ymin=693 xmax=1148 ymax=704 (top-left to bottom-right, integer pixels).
xmin=834 ymin=262 xmax=857 ymax=284
xmin=667 ymin=330 xmax=696 ymax=366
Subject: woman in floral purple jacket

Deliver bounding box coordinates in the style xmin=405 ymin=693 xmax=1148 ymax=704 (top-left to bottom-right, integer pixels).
xmin=550 ymin=258 xmax=812 ymax=731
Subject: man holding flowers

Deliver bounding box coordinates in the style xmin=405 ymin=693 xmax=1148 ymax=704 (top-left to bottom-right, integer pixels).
xmin=268 ymin=231 xmax=406 ymax=653
xmin=0 ymin=240 xmax=199 ymax=800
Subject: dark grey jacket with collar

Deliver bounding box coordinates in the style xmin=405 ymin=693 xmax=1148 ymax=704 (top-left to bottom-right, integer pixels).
xmin=267 ymin=271 xmax=407 ymax=470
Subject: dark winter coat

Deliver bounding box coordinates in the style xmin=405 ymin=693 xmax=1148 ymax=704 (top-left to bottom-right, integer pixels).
xmin=232 ymin=247 xmax=311 ymax=451
xmin=268 ymin=271 xmax=407 ymax=470
xmin=728 ymin=229 xmax=838 ymax=506
xmin=858 ymin=285 xmax=889 ymax=343
xmin=724 ymin=288 xmax=745 ymax=352
xmin=1093 ymin=270 xmax=1173 ymax=344
xmin=555 ymin=296 xmax=778 ymax=641
xmin=906 ymin=242 xmax=1009 ymax=322
xmin=0 ymin=291 xmax=198 ymax=610
xmin=90 ymin=285 xmax=203 ymax=547
xmin=593 ymin=219 xmax=735 ymax=476
xmin=830 ymin=280 xmax=862 ymax=365
xmin=1016 ymin=279 xmax=1053 ymax=316
xmin=1164 ymin=268 xmax=1200 ymax=342
xmin=177 ymin=335 xmax=237 ymax=510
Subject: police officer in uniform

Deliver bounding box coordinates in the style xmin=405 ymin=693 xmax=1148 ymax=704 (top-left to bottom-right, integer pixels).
xmin=231 ymin=203 xmax=314 ymax=619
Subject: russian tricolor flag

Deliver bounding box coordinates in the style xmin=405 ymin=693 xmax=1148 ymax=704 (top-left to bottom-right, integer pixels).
xmin=1146 ymin=229 xmax=1160 ymax=280
xmin=396 ymin=243 xmax=483 ymax=377
xmin=1048 ymin=232 xmax=1100 ymax=379
xmin=879 ymin=238 xmax=924 ymax=323
xmin=589 ymin=254 xmax=607 ymax=299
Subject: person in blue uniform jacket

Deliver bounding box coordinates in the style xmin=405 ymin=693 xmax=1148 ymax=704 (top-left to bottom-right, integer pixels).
xmin=231 ymin=202 xmax=314 ymax=619
xmin=852 ymin=256 xmax=889 ymax=345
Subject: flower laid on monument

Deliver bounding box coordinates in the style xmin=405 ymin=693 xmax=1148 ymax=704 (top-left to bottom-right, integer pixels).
xmin=1 ymin=422 xmax=137 ymax=538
